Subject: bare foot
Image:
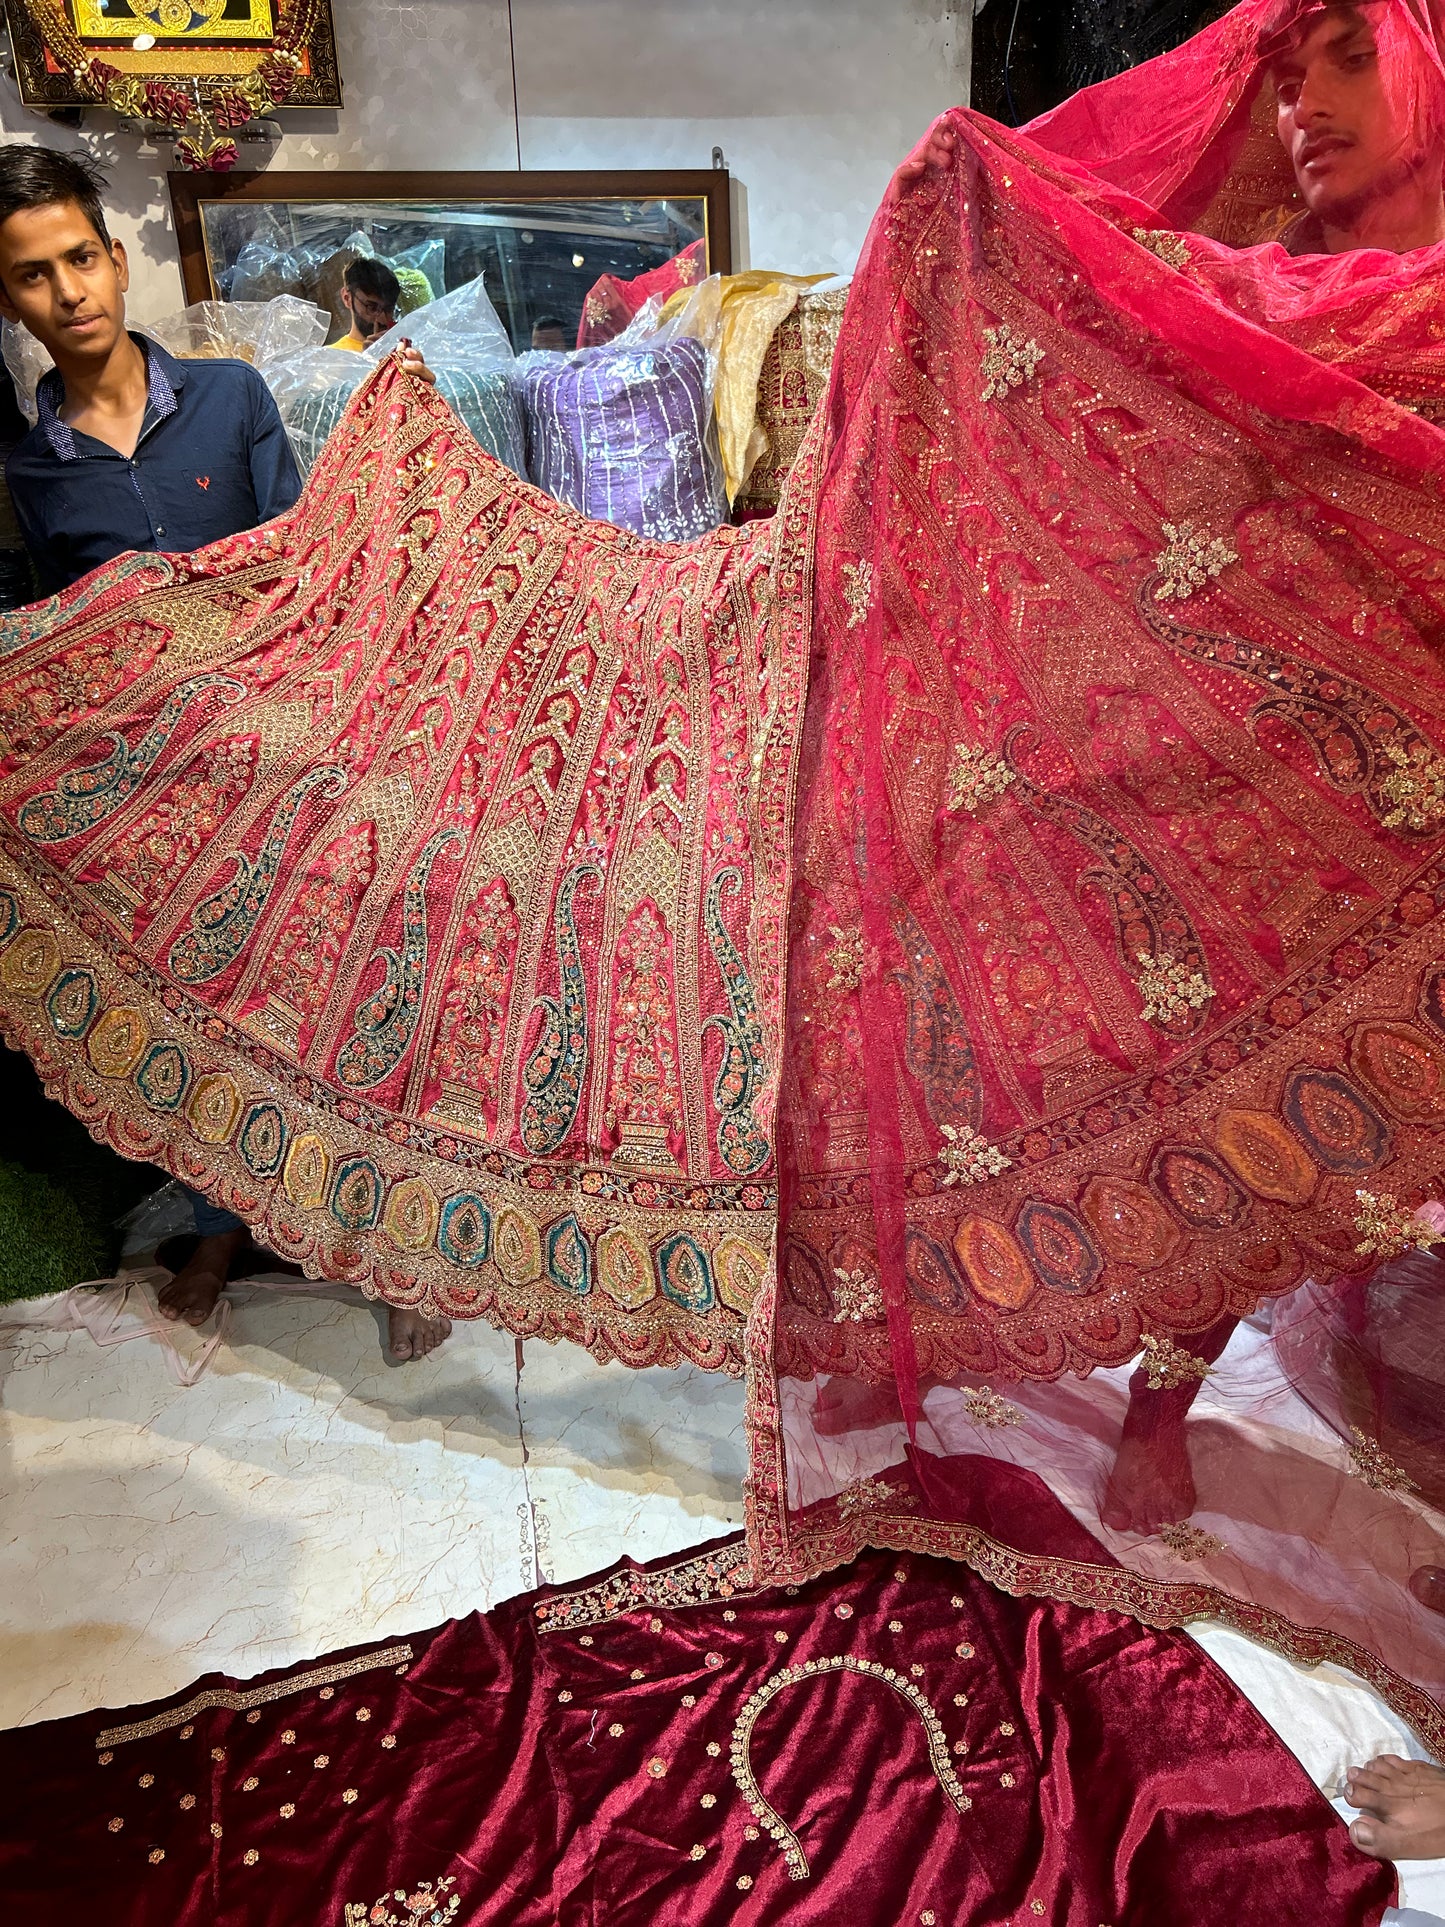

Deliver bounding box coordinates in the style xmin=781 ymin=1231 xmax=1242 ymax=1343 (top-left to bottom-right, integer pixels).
xmin=1346 ymin=1755 xmax=1445 ymax=1861
xmin=387 ymin=1306 xmax=451 ymax=1361
xmin=157 ymin=1228 xmax=247 ymax=1327
xmin=1101 ymin=1425 xmax=1196 ymax=1533
xmin=1409 ymin=1566 xmax=1445 ymax=1614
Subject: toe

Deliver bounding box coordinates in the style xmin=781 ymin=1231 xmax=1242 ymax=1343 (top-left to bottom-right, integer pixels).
xmin=1350 ymin=1818 xmax=1384 ymax=1857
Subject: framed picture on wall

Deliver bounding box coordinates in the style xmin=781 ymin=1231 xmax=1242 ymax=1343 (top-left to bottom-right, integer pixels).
xmin=168 ymin=168 xmax=734 ymax=355
xmin=2 ymin=0 xmax=343 ymax=115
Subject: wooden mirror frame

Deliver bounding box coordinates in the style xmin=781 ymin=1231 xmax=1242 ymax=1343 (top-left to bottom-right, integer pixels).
xmin=168 ymin=168 xmax=733 ymax=306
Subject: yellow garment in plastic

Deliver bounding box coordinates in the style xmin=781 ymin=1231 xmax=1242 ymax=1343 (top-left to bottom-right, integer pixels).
xmin=662 ymin=271 xmax=828 ymax=502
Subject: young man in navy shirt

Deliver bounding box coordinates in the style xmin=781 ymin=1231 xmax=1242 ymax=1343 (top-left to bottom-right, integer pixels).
xmin=0 ymin=145 xmax=448 ymax=1359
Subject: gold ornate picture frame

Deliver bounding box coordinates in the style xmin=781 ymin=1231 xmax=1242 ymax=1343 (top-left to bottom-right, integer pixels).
xmin=2 ymin=0 xmax=341 ymax=166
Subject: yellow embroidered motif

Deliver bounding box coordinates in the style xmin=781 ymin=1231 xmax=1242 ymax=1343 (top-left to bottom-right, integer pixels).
xmin=945 ymin=744 xmax=1015 ymax=816
xmin=1131 ymin=227 xmax=1190 ymax=268
xmin=960 ymin=1387 xmax=1023 ymax=1429
xmin=980 ymin=324 xmax=1045 ymax=403
xmin=938 ymin=1123 xmax=1012 ymax=1186
xmin=1354 ymin=1189 xmax=1444 ymax=1260
xmin=825 ymin=924 xmax=864 ymax=993
xmin=842 ymin=558 xmax=875 ymax=630
xmin=1134 ymin=951 xmax=1215 ymax=1026
xmin=1378 ymin=742 xmax=1445 ymax=831
xmin=730 ymin=1655 xmax=971 ymax=1880
xmin=1152 ymin=520 xmax=1238 ymax=601
xmin=1138 ymin=1334 xmax=1211 ymax=1391
xmin=1158 ymin=1521 xmax=1225 ymax=1561
xmin=1346 ymin=1426 xmax=1418 ymax=1495
xmin=832 ymin=1265 xmax=884 ymax=1323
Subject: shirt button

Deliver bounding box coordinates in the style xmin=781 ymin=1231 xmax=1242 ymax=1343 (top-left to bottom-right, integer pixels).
xmin=155 ymin=526 xmax=165 ymax=537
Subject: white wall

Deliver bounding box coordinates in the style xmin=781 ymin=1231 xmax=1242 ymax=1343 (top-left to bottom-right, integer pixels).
xmin=0 ymin=0 xmax=971 ymax=322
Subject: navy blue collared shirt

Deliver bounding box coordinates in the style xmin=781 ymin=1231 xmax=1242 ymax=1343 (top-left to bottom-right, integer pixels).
xmin=5 ymin=334 xmax=303 ymax=594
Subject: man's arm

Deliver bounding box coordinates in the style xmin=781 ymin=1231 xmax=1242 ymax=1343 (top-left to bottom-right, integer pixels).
xmin=245 ymin=371 xmax=304 ymax=524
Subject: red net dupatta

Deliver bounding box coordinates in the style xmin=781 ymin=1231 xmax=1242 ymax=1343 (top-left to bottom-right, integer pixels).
xmin=756 ymin=2 xmax=1445 ymax=1749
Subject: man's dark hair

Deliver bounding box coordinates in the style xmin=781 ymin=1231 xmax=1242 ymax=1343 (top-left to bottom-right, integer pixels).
xmin=343 ymin=256 xmax=401 ymax=306
xmin=0 ymin=144 xmax=111 ymax=249
xmin=532 ymin=314 xmax=565 ymax=332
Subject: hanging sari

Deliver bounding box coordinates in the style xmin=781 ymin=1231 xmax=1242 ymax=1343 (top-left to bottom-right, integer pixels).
xmin=0 ymin=0 xmax=1442 ymax=1749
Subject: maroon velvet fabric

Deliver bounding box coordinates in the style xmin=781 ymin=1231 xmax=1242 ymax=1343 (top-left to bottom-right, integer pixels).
xmin=0 ymin=1542 xmax=1393 ymax=1924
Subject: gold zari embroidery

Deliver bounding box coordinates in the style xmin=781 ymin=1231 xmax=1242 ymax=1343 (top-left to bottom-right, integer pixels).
xmin=729 ymin=1655 xmax=971 ymax=1879
xmin=1152 ymin=520 xmax=1238 ymax=601
xmin=1347 ymin=1426 xmax=1419 ymax=1495
xmin=980 ymin=324 xmax=1045 ymax=403
xmin=1354 ymin=1189 xmax=1443 ymax=1260
xmin=1138 ymin=1335 xmax=1211 ymax=1391
xmin=94 ymin=1644 xmax=412 ymax=1749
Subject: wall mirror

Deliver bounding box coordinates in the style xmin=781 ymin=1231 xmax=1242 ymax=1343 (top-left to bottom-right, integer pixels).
xmin=168 ymin=169 xmax=733 ymax=352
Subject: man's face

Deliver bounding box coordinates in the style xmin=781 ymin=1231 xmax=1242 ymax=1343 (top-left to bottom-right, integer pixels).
xmin=343 ymin=284 xmax=395 ymax=341
xmin=0 ymin=200 xmax=127 ymax=366
xmin=1273 ymin=7 xmax=1423 ymax=221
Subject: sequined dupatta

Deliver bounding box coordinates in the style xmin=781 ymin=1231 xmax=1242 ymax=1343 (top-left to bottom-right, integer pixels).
xmin=756 ymin=0 xmax=1445 ymax=1744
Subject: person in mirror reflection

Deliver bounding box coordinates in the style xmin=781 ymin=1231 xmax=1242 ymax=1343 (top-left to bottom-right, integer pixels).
xmin=0 ymin=144 xmax=448 ymax=1361
xmin=530 ymin=314 xmax=570 ymax=351
xmin=889 ymin=2 xmax=1445 ymax=1863
xmin=335 ymin=256 xmax=401 ymax=350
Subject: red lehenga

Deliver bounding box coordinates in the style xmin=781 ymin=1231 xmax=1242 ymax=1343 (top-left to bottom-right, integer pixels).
xmin=0 ymin=0 xmax=1442 ymax=1749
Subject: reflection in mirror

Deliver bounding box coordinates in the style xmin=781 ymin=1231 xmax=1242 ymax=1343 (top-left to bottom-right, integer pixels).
xmin=198 ymin=197 xmax=711 ymax=353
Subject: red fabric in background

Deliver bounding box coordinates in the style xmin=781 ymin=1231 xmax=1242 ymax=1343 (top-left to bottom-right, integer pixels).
xmin=0 ymin=1542 xmax=1393 ymax=1924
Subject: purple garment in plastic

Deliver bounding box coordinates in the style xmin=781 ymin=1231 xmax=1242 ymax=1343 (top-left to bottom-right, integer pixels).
xmin=519 ymin=334 xmax=726 ymax=542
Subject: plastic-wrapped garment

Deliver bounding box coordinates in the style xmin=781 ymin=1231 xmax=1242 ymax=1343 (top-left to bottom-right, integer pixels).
xmin=285 ymin=364 xmax=526 ymax=476
xmin=225 ymin=238 xmax=307 ymax=303
xmin=1 ymin=319 xmax=51 ymax=427
xmin=734 ymin=283 xmax=851 ymax=520
xmin=518 ymin=302 xmax=727 ymax=542
xmin=142 ymin=297 xmax=329 ymax=368
xmin=577 ymin=236 xmax=706 ymax=348
xmin=266 ymin=275 xmax=526 ymax=479
xmin=1 ymin=296 xmax=330 ymax=428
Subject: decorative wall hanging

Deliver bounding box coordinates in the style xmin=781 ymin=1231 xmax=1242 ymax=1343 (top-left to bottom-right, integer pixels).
xmin=1 ymin=0 xmax=342 ymax=170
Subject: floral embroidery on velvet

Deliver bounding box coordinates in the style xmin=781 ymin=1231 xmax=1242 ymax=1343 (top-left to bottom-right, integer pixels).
xmin=343 ymin=1875 xmax=459 ymax=1926
xmin=427 ymin=877 xmax=519 ymax=1140
xmin=730 ymin=1655 xmax=971 ymax=1879
xmin=533 ymin=1541 xmax=755 ymax=1633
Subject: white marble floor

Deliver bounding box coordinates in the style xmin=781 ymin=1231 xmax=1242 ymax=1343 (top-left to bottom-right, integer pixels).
xmin=1 ymin=1272 xmax=1442 ymax=1920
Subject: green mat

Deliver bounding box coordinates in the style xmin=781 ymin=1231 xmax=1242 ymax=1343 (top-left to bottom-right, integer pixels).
xmin=0 ymin=1047 xmax=159 ymax=1304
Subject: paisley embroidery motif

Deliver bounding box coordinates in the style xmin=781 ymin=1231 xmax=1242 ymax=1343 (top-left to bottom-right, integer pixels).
xmin=1140 ymin=585 xmax=1445 ymax=836
xmin=1004 ymin=726 xmax=1215 ymax=1038
xmin=520 ymin=865 xmax=599 ymax=1155
xmin=167 ymin=765 xmax=346 ymax=985
xmin=335 ymin=829 xmax=463 ymax=1089
xmin=894 ymin=904 xmax=984 ymax=1131
xmin=18 ymin=674 xmax=245 ymax=842
xmin=702 ymin=867 xmax=770 ymax=1176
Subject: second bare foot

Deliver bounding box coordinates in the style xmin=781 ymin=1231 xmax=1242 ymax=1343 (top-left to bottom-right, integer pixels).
xmin=387 ymin=1307 xmax=451 ymax=1361
xmin=157 ymin=1228 xmax=247 ymax=1327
